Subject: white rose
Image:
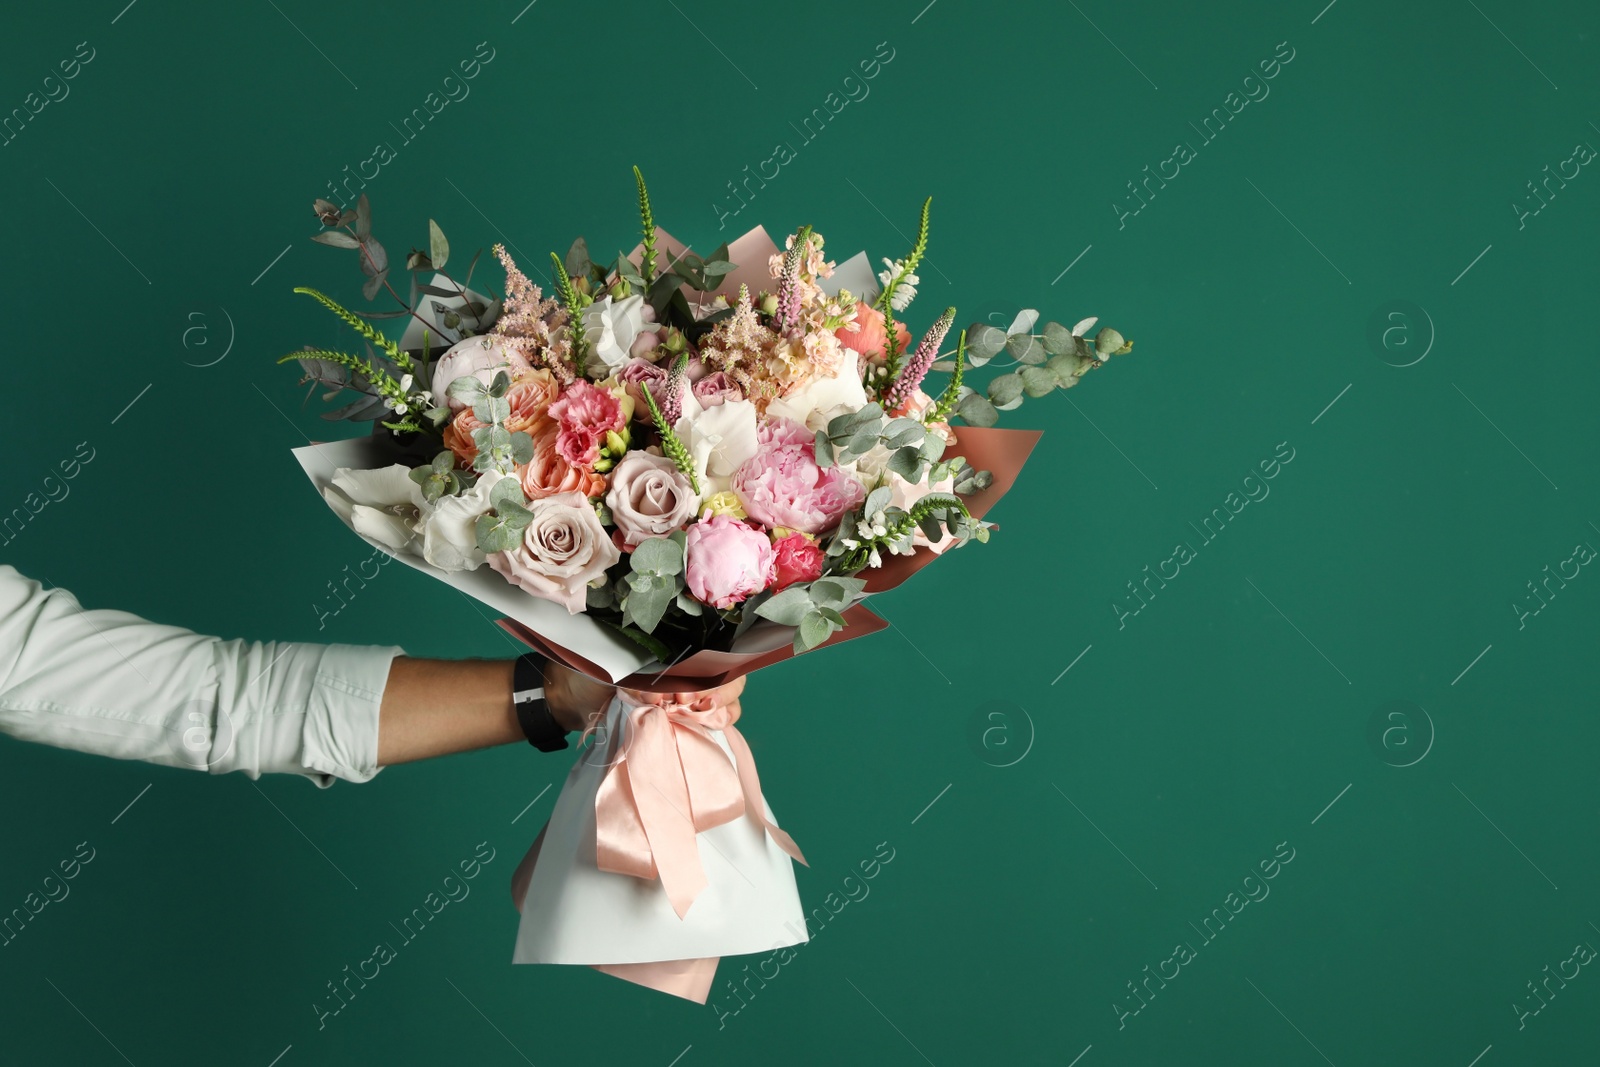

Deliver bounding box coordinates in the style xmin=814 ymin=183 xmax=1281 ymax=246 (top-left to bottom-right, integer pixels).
xmin=324 ymin=465 xmax=425 ymax=555
xmin=580 ymin=294 xmax=651 ymax=375
xmin=674 ymin=392 xmax=759 ymax=500
xmin=417 ymin=470 xmax=509 ymax=572
xmin=765 ymin=350 xmax=868 ymax=432
xmin=431 ymin=337 xmax=530 ymax=412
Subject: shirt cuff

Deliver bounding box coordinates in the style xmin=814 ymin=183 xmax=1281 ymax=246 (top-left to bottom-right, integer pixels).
xmin=298 ymin=644 xmax=404 ymax=787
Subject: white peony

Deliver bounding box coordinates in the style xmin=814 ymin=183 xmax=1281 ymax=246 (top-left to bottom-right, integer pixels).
xmin=417 ymin=470 xmax=510 ymax=572
xmin=431 ymin=337 xmax=530 ymax=412
xmin=674 ymin=392 xmax=759 ymax=500
xmin=764 ymin=350 xmax=869 ymax=432
xmin=324 ymin=465 xmax=426 ymax=556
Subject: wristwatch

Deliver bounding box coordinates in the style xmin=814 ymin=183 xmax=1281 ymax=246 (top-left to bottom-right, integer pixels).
xmin=512 ymin=653 xmax=571 ymax=752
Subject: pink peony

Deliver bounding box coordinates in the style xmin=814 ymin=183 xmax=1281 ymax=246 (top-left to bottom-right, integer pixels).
xmin=547 ymin=379 xmax=624 ymax=469
xmin=771 ymin=532 xmax=824 ymax=591
xmin=732 ymin=418 xmax=865 ymax=535
xmin=684 ymin=516 xmax=776 ymax=610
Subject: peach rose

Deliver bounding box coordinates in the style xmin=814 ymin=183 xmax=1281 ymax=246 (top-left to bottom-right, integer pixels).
xmin=519 ymin=423 xmax=608 ymax=500
xmin=836 ymin=304 xmax=911 ymax=363
xmin=504 ymin=369 xmax=560 ymax=435
xmin=443 ymin=407 xmax=487 ymax=468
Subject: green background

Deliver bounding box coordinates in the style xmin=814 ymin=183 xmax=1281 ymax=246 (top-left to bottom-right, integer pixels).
xmin=2 ymin=0 xmax=1596 ymax=1063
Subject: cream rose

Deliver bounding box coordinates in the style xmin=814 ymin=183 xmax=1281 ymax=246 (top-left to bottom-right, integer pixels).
xmin=487 ymin=490 xmax=621 ymax=613
xmin=605 ymin=451 xmax=698 ymax=549
xmin=674 ymin=392 xmax=760 ymax=500
xmin=765 ymin=350 xmax=869 ymax=432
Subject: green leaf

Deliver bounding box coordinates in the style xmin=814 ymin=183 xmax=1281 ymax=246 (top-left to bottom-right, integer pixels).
xmin=675 ymin=590 xmax=703 ymax=616
xmin=475 ymin=511 xmax=523 ymax=553
xmin=428 ymin=219 xmax=449 ymax=270
xmin=355 ymin=194 xmax=372 ymax=239
xmin=887 ymin=446 xmax=922 ymax=480
xmin=883 ymin=417 xmax=926 ymax=450
xmin=631 ymin=536 xmax=684 ymax=577
xmin=565 ymin=236 xmax=592 ymax=281
xmin=967 ymin=323 xmax=1006 ymax=361
xmin=756 ymin=587 xmax=813 ymax=627
xmin=509 ymin=430 xmax=534 ymax=466
xmin=1095 ymin=327 xmax=1126 ymax=357
xmin=797 ymin=610 xmax=834 ymax=651
xmin=863 ymin=486 xmax=892 ymax=518
xmin=817 ymin=607 xmax=847 ymax=627
xmin=1042 ymin=321 xmax=1074 ymax=355
xmin=1007 ymin=333 xmax=1046 ymax=364
xmin=987 ymin=373 xmax=1024 ymax=408
xmin=1020 ymin=366 xmax=1058 ymax=398
xmin=448 ymin=376 xmax=486 ymax=401
xmin=814 ymin=429 xmax=834 ymax=469
xmin=623 ymin=576 xmax=673 ymax=634
xmin=955 ymin=392 xmax=999 ymax=428
xmin=312 ymin=230 xmax=361 ymax=250
xmin=489 ymin=477 xmax=527 ymax=512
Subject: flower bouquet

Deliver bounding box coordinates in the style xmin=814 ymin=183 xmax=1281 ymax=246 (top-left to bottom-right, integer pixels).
xmin=282 ymin=169 xmax=1134 ymax=1001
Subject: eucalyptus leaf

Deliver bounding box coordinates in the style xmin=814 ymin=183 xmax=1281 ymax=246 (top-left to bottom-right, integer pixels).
xmin=883 ymin=417 xmax=926 ymax=449
xmin=355 ymin=194 xmax=372 ymax=239
xmin=509 ymin=430 xmax=534 ymax=466
xmin=967 ymin=323 xmax=1006 ymax=361
xmin=475 ymin=512 xmax=521 ymax=553
xmin=428 ymin=219 xmax=449 ymax=270
xmin=312 ymin=230 xmax=361 ymax=250
xmin=756 ymin=587 xmax=813 ymax=627
xmin=1006 ymin=333 xmax=1046 ymax=364
xmin=797 ymin=611 xmax=834 ymax=651
xmin=987 ymin=373 xmax=1024 ymax=407
xmin=887 ymin=446 xmax=922 ymax=480
xmin=1042 ymin=321 xmax=1074 ymax=355
xmin=1020 ymin=366 xmax=1058 ymax=397
xmin=956 ymin=392 xmax=999 ymax=428
xmin=631 ymin=536 xmax=684 ymax=577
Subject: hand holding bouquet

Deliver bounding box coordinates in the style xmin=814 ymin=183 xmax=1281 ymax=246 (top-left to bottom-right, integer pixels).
xmin=280 ymin=170 xmax=1135 ymax=999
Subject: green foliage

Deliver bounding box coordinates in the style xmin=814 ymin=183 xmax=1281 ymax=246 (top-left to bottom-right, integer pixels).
xmin=925 ymin=330 xmax=966 ymax=424
xmin=409 ymin=450 xmax=470 ymax=505
xmin=876 ymin=197 xmax=931 ymax=314
xmin=756 ymin=576 xmax=868 ymax=652
xmin=550 ymin=252 xmax=588 ymax=353
xmin=474 ymin=478 xmax=534 ymax=554
xmin=621 ymin=532 xmax=688 ymax=634
xmin=640 ymin=385 xmax=700 ymax=494
xmin=293 ymin=287 xmax=414 ymax=375
xmin=428 ymin=219 xmax=449 ymax=270
xmin=633 ymin=166 xmax=657 ymax=284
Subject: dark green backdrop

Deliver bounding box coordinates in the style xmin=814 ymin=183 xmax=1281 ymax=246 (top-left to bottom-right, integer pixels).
xmin=2 ymin=1 xmax=1596 ymax=1064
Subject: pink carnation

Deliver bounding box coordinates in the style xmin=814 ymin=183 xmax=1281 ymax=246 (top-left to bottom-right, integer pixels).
xmin=547 ymin=379 xmax=624 ymax=468
xmin=771 ymin=532 xmax=824 ymax=591
xmin=733 ymin=417 xmax=865 ymax=535
xmin=684 ymin=516 xmax=776 ymax=610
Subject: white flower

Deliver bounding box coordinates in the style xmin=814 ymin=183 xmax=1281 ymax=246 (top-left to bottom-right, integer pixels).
xmin=416 ymin=470 xmax=509 ymax=572
xmin=324 ymin=465 xmax=426 ymax=556
xmin=674 ymin=392 xmax=760 ymax=499
xmin=876 ymin=258 xmax=920 ymax=312
xmin=885 ymin=469 xmax=957 ymax=555
xmin=431 ymin=337 xmax=529 ymax=411
xmin=580 ymin=294 xmax=651 ymax=375
xmin=765 ymin=351 xmax=869 ymax=433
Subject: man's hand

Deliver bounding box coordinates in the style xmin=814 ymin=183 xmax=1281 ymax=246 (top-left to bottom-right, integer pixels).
xmin=541 ymin=662 xmax=617 ymax=733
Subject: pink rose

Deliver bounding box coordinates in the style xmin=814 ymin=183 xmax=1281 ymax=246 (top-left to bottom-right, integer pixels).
xmin=732 ymin=418 xmax=865 ymax=535
xmin=547 ymin=379 xmax=624 ymax=468
xmin=488 ymin=490 xmax=621 ymax=613
xmin=691 ymin=370 xmax=741 ymax=408
xmin=771 ymin=532 xmax=823 ymax=591
xmin=617 ymin=357 xmax=671 ymax=419
xmin=605 ymin=451 xmax=699 ymax=549
xmin=685 ymin=516 xmax=776 ymax=610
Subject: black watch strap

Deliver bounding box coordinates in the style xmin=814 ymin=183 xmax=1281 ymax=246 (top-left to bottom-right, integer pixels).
xmin=512 ymin=653 xmax=570 ymax=752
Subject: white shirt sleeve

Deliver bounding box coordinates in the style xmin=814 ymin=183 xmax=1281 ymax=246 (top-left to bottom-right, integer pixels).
xmin=0 ymin=565 xmax=404 ymax=787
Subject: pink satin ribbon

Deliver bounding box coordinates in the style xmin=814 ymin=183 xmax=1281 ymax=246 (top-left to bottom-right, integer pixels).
xmin=593 ymin=692 xmax=806 ymax=919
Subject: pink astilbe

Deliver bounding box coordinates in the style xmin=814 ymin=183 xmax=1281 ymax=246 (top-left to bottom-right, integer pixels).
xmin=488 ymin=244 xmax=575 ymax=383
xmin=699 ymin=285 xmax=780 ymax=409
xmin=884 ymin=307 xmax=956 ymax=410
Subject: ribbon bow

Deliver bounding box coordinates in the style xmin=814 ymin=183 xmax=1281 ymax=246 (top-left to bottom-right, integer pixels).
xmin=593 ymin=691 xmax=806 ymax=919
